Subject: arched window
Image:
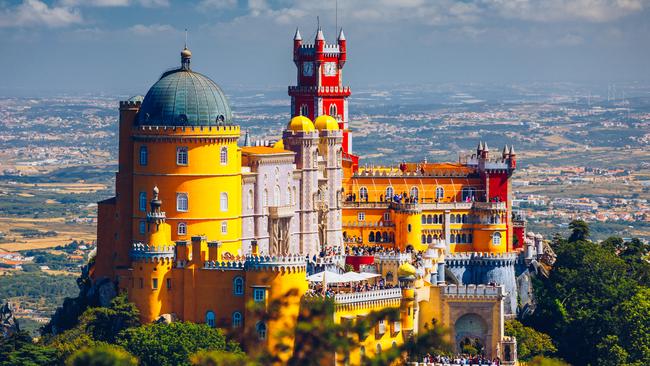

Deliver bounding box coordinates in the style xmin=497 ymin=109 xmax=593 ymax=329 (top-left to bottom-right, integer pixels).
xmin=468 ymin=234 xmax=473 ymax=243
xmin=407 ymin=224 xmax=412 ymax=232
xmin=232 ymin=312 xmax=242 ymax=328
xmin=274 ymin=185 xmax=281 ymax=206
xmin=456 ymin=214 xmax=461 ymax=223
xmin=139 ymin=146 xmax=148 ymax=166
xmin=386 ymin=272 xmax=394 ymax=282
xmin=359 ymin=187 xmax=368 ymax=201
xmin=433 ymin=215 xmax=439 ymax=224
xmin=382 ymin=232 xmax=388 ymax=242
xmin=256 ymin=321 xmax=267 ymax=340
xmin=263 ymin=189 xmax=268 ymax=207
xmin=450 ymin=234 xmax=456 ymax=243
xmin=389 ymin=232 xmax=395 ymax=242
xmin=139 ymin=192 xmax=147 ymax=212
xmin=421 ymin=216 xmax=427 ymax=225
xmin=427 ymin=234 xmax=432 ymax=244
xmin=456 ymin=234 xmax=461 ymax=243
xmin=450 ymin=215 xmax=456 ymax=224
xmin=220 ymin=192 xmax=228 ymax=212
xmin=436 ymin=187 xmax=444 ymax=200
xmin=247 ymin=189 xmax=254 ymax=209
xmin=176 ymin=193 xmax=188 ymax=212
xmin=287 ymin=187 xmax=292 ymax=205
xmin=233 ymin=277 xmax=244 ymax=296
xmin=492 ymin=232 xmax=502 ymax=245
xmin=221 ymin=221 xmax=227 ymax=234
xmin=410 ymin=186 xmax=419 ymax=199
xmin=329 ymin=103 xmax=337 ymax=118
xmin=462 ymin=214 xmax=467 ymax=223
xmin=206 ymin=311 xmax=215 ymax=327
xmin=438 ymin=214 xmax=444 ymax=223
xmin=220 ymin=146 xmax=228 ymax=165
xmin=427 ymin=215 xmax=433 ymax=224
xmin=369 ymin=232 xmax=375 ymax=242
xmin=300 ymin=104 xmax=308 ymax=116
xmin=386 ymin=186 xmax=394 ymax=200
xmin=177 ymin=222 xmax=187 ymax=236
xmin=462 ymin=187 xmax=475 ymax=201
xmin=421 ymin=234 xmax=426 ymax=244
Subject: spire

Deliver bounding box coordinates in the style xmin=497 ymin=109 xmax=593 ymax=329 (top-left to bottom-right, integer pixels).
xmin=181 ymin=30 xmax=191 ymax=70
xmin=483 ymin=142 xmax=489 ymax=151
xmin=316 ymin=26 xmax=325 ymax=41
xmin=502 ymin=145 xmax=508 ymax=156
xmin=477 ymin=141 xmax=483 ymax=151
xmin=509 ymin=145 xmax=515 ymax=155
xmin=294 ymin=28 xmax=302 ymax=41
xmin=243 ymin=130 xmax=251 ymax=147
xmin=338 ymin=28 xmax=346 ymax=41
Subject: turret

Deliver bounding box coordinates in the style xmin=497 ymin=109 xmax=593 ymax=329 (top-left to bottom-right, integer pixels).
xmin=338 ymin=29 xmax=346 ymax=66
xmin=315 ymin=27 xmax=325 ymax=62
xmin=508 ymin=145 xmax=517 ymax=169
xmin=293 ymin=28 xmax=302 ymax=62
xmin=398 ymin=262 xmax=417 ymax=337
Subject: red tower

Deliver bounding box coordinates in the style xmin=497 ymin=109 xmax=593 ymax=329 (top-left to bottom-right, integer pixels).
xmin=289 ymin=27 xmax=356 ymax=165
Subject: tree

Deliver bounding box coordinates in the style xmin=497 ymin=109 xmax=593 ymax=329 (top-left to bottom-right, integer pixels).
xmin=190 ymin=350 xmax=257 ymax=366
xmin=81 ymin=294 xmax=140 ymax=343
xmin=0 ymin=331 xmax=58 ymax=366
xmin=618 ymin=288 xmax=650 ymax=365
xmin=504 ymin=320 xmax=556 ymax=361
xmin=568 ymin=219 xmax=589 ymax=242
xmin=116 ymin=322 xmax=241 ymax=366
xmin=526 ymin=356 xmax=570 ymax=366
xmin=66 ymin=344 xmax=137 ymax=366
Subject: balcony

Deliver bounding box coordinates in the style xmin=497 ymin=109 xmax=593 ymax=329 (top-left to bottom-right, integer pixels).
xmin=268 ymin=205 xmax=294 ymax=219
xmin=341 ymin=201 xmax=388 ymax=209
xmin=333 ymin=288 xmax=402 ymax=305
xmin=473 ymin=202 xmax=507 ymax=211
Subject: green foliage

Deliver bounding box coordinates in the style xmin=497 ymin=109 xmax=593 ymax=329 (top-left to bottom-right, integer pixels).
xmin=504 ymin=320 xmax=556 ymax=361
xmin=530 ymin=227 xmax=650 ymax=366
xmin=65 ymin=344 xmax=137 ymax=366
xmin=526 ymin=356 xmax=570 ymax=366
xmin=190 ymin=350 xmax=258 ymax=366
xmin=116 ymin=322 xmax=241 ymax=366
xmin=568 ymin=219 xmax=589 ymax=242
xmin=21 ymin=263 xmax=42 ymax=272
xmin=0 ymin=331 xmax=58 ymax=366
xmin=0 ymin=272 xmax=78 ymax=317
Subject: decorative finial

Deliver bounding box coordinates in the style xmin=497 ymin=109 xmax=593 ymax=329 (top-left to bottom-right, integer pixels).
xmin=181 ymin=30 xmax=192 ymax=70
xmin=294 ymin=28 xmax=302 ymax=41
xmin=338 ymin=28 xmax=345 ymax=41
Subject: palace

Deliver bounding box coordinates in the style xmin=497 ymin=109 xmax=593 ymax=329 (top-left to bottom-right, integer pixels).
xmin=92 ymin=27 xmax=547 ymax=365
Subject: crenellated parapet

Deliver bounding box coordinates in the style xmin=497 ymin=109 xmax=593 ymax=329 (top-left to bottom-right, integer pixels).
xmin=130 ymin=242 xmax=175 ymax=262
xmin=441 ymin=284 xmax=505 ymax=300
xmin=374 ymin=253 xmax=412 ymax=265
xmin=119 ymin=100 xmax=141 ymax=110
xmin=204 ymin=254 xmax=307 ymax=272
xmin=446 ymin=252 xmax=518 ymax=267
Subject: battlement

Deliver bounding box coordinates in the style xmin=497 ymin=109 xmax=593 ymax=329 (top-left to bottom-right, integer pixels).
xmin=354 ymin=166 xmax=474 ymax=178
xmin=441 ymin=284 xmax=505 ymax=300
xmin=288 ymin=85 xmax=351 ymax=96
xmin=146 ymin=211 xmax=166 ymax=220
xmin=375 ymin=253 xmax=412 ymax=263
xmin=132 ymin=124 xmax=240 ymax=138
xmin=446 ymin=252 xmax=518 ymax=266
xmin=204 ymin=254 xmax=307 ymax=272
xmin=130 ymin=242 xmax=175 ymax=261
xmin=119 ymin=100 xmax=142 ymax=109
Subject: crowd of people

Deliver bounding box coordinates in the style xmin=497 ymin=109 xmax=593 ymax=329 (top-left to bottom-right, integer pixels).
xmin=307 ymin=277 xmax=398 ymax=298
xmin=345 ymin=245 xmax=403 ymax=256
xmin=419 ymin=354 xmax=501 ymax=365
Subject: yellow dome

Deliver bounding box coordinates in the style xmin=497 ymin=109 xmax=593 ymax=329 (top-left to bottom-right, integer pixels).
xmin=314 ymin=115 xmax=339 ymax=131
xmin=272 ymin=139 xmax=284 ymax=149
xmin=398 ymin=262 xmax=417 ymax=278
xmin=287 ymin=115 xmax=315 ymax=132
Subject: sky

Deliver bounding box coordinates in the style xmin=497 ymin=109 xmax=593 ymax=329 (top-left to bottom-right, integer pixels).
xmin=0 ymin=0 xmax=649 ymax=95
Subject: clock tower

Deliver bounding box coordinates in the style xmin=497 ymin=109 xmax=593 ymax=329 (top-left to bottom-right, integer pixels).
xmin=289 ymin=27 xmax=356 ymax=166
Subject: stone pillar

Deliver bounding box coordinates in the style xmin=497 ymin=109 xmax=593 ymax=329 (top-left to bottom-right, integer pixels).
xmin=437 ymin=262 xmax=446 ymax=284
xmin=444 ymin=210 xmax=451 ymax=251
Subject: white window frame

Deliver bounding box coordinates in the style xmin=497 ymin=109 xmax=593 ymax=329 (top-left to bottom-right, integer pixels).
xmin=220 ymin=192 xmax=228 ymax=212
xmin=359 ymin=187 xmax=368 ymax=201
xmin=256 ymin=321 xmax=267 ymax=340
xmin=176 ymin=146 xmax=188 ymax=166
xmin=410 ymin=186 xmax=419 ymax=199
xmin=385 ymin=186 xmax=394 ymax=200
xmin=300 ymin=104 xmax=308 ymax=116
xmin=177 ymin=222 xmax=187 ymax=236
xmin=492 ymin=232 xmax=502 ymax=245
xmin=436 ymin=186 xmax=444 ymax=200
xmin=383 ymin=212 xmax=390 ymax=221
xmin=358 ymin=212 xmax=366 ymax=221
xmin=221 ymin=221 xmax=228 ymax=234
xmin=220 ymin=146 xmax=228 ymax=165
xmin=253 ymin=288 xmax=266 ymax=302
xmin=232 ymin=312 xmax=242 ymax=328
xmin=329 ymin=103 xmax=337 ymax=118
xmin=176 ymin=193 xmax=188 ymax=212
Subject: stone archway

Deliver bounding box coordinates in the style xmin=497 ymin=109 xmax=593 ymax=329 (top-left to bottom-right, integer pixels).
xmin=454 ymin=313 xmax=488 ymax=355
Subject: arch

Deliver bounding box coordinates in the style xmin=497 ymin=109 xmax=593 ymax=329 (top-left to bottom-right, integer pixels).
xmin=462 ymin=214 xmax=468 ymax=223
xmin=176 ymin=193 xmax=188 ymax=212
xmin=177 ymin=222 xmax=187 ymax=236
xmin=386 ymin=186 xmax=394 ymax=201
xmin=438 ymin=214 xmax=444 ymax=223
xmin=359 ymin=187 xmax=368 ymax=201
xmin=300 ymin=104 xmax=308 ymax=117
xmin=468 ymin=234 xmax=473 ymax=243
xmin=386 ymin=271 xmax=394 ymax=282
xmin=492 ymin=232 xmax=502 ymax=245
xmin=232 ymin=312 xmax=242 ymax=328
xmin=456 ymin=234 xmax=461 ymax=244
xmin=233 ymin=276 xmax=244 ymax=295
xmin=205 ymin=311 xmax=215 ymax=327
xmin=329 ymin=103 xmax=337 ymax=118
xmin=382 ymin=232 xmax=388 ymax=242
xmin=456 ymin=214 xmax=461 ymax=223
xmin=274 ymin=185 xmax=281 ymax=206
xmin=220 ymin=146 xmax=228 ymax=165
xmin=247 ymin=189 xmax=254 ymax=210
xmin=256 ymin=321 xmax=267 ymax=340
xmin=427 ymin=234 xmax=432 ymax=244
xmin=433 ymin=215 xmax=439 ymax=224
xmin=421 ymin=234 xmax=426 ymax=244
xmin=220 ymin=192 xmax=228 ymax=212
xmin=454 ymin=313 xmax=488 ymax=355
xmin=375 ymin=231 xmax=381 ymax=242
xmin=461 ymin=233 xmax=467 ymax=243
xmin=369 ymin=232 xmax=375 ymax=242
xmin=410 ymin=186 xmax=419 ymax=199
xmin=427 ymin=214 xmax=433 ymax=224
xmin=450 ymin=215 xmax=456 ymax=224
xmin=436 ymin=186 xmax=444 ymax=200
xmin=450 ymin=234 xmax=456 ymax=243
xmin=421 ymin=216 xmax=427 ymax=225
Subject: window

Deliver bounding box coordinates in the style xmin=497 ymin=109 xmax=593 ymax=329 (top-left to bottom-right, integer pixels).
xmin=139 ymin=146 xmax=148 ymax=166
xmin=221 ymin=221 xmax=227 ymax=234
xmin=451 ymin=234 xmax=456 ymax=243
xmin=233 ymin=277 xmax=244 ymax=296
xmin=220 ymin=146 xmax=228 ymax=165
xmin=436 ymin=186 xmax=444 ymax=200
xmin=369 ymin=232 xmax=375 ymax=242
xmin=300 ymin=104 xmax=308 ymax=116
xmin=287 ymin=187 xmax=292 ymax=205
xmin=359 ymin=187 xmax=368 ymax=201
xmin=177 ymin=222 xmax=187 ymax=236
xmin=383 ymin=212 xmax=390 ymax=221
xmin=450 ymin=215 xmax=456 ymax=224
xmin=427 ymin=215 xmax=433 ymax=224
xmin=166 ymin=278 xmax=172 ymax=289
xmin=247 ymin=189 xmax=254 ymax=209
xmin=139 ymin=192 xmax=147 ymax=212
xmin=377 ymin=319 xmax=386 ymax=334
xmin=263 ymin=189 xmax=268 ymax=207
xmin=329 ymin=103 xmax=337 ymax=118
xmin=462 ymin=187 xmax=475 ymax=201
xmin=139 ymin=220 xmax=146 ymax=235
xmin=410 ymin=186 xmax=419 ymax=199
xmin=176 ymin=147 xmax=188 ymax=165
xmin=256 ymin=321 xmax=267 ymax=340
xmin=152 ymin=278 xmax=158 ymax=290
xmin=492 ymin=232 xmax=502 ymax=245
xmin=220 ymin=192 xmax=228 ymax=212
xmin=386 ymin=186 xmax=394 ymax=200
xmin=253 ymin=288 xmax=266 ymax=302
xmin=407 ymin=224 xmax=412 ymax=232
xmin=139 ymin=278 xmax=143 ymax=289
xmin=206 ymin=311 xmax=215 ymax=327
xmin=357 ymin=212 xmax=366 ymax=221
xmin=232 ymin=312 xmax=242 ymax=328
xmin=274 ymin=185 xmax=280 ymax=206
xmin=176 ymin=193 xmax=188 ymax=212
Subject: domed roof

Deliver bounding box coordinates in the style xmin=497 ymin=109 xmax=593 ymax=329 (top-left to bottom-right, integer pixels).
xmin=287 ymin=115 xmax=315 ymax=132
xmin=137 ymin=48 xmax=232 ymax=127
xmin=398 ymin=262 xmax=417 ymax=279
xmin=314 ymin=115 xmax=339 ymax=131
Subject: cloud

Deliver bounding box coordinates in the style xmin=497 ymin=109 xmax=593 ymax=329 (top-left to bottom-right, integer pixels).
xmin=0 ymin=0 xmax=83 ymax=28
xmin=128 ymin=23 xmax=175 ymax=35
xmin=197 ymin=0 xmax=237 ymax=10
xmin=486 ymin=0 xmax=647 ymax=23
xmin=60 ymin=0 xmax=169 ymax=7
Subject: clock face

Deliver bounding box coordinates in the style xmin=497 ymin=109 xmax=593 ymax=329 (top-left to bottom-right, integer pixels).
xmin=302 ymin=62 xmax=314 ymax=77
xmin=324 ymin=62 xmax=337 ymax=76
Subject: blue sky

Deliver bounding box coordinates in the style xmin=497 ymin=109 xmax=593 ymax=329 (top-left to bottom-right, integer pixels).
xmin=0 ymin=0 xmax=649 ymax=95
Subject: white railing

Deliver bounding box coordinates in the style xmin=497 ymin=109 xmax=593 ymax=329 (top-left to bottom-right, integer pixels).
xmin=375 ymin=253 xmax=412 ymax=262
xmin=333 ymin=288 xmax=402 ymax=304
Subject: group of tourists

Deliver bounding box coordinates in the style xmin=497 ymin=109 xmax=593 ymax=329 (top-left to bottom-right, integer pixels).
xmin=419 ymin=354 xmax=501 ymax=365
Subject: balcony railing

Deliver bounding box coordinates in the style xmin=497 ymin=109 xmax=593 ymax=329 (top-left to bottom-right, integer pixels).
xmin=333 ymin=288 xmax=402 ymax=305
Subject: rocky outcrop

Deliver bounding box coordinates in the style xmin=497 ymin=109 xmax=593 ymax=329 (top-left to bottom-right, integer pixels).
xmin=1 ymin=302 xmax=20 ymax=338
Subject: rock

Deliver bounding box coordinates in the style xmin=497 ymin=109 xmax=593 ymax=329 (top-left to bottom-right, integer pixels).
xmin=1 ymin=302 xmax=20 ymax=339
xmin=154 ymin=313 xmax=178 ymax=324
